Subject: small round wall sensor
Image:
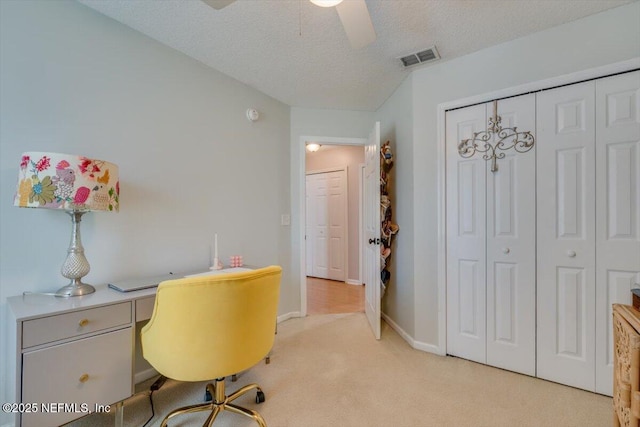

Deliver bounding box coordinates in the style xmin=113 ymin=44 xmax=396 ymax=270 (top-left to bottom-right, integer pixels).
xmin=246 ymin=108 xmax=259 ymax=122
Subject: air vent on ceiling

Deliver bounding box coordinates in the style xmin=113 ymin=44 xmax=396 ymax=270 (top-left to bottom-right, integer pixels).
xmin=398 ymin=46 xmax=440 ymax=68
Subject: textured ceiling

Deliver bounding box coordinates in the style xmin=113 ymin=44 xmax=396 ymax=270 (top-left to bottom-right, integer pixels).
xmin=78 ymin=0 xmax=634 ymax=111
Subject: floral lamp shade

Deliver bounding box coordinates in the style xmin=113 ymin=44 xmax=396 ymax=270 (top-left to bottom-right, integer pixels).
xmin=13 ymin=152 xmax=120 ymax=297
xmin=14 ymin=152 xmax=119 ymax=212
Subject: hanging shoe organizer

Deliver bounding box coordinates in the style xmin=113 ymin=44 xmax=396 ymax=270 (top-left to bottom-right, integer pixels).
xmin=380 ymin=141 xmax=398 ymax=295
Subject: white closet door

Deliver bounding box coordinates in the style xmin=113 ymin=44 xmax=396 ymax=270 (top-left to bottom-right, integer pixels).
xmin=537 ymin=81 xmax=596 ymax=391
xmin=446 ymin=104 xmax=487 ymax=364
xmin=595 ymin=70 xmax=640 ymax=395
xmin=486 ymin=94 xmax=536 ymax=376
xmin=307 ymin=173 xmax=329 ymax=278
xmin=306 ymin=171 xmax=347 ymax=281
xmin=327 ymin=170 xmax=347 ymax=281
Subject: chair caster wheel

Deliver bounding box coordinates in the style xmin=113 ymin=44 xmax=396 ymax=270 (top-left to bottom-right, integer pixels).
xmin=255 ymin=390 xmax=265 ymax=404
xmin=204 ymin=389 xmax=212 ymax=402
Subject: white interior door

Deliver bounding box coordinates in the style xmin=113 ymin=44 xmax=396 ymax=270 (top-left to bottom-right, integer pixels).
xmin=446 ymin=103 xmax=488 ymax=364
xmin=364 ymin=122 xmax=381 ymax=339
xmin=486 ymin=94 xmax=536 ymax=376
xmin=537 ymin=81 xmax=597 ymax=391
xmin=595 ymin=70 xmax=640 ymax=395
xmin=306 ymin=170 xmax=347 ymax=281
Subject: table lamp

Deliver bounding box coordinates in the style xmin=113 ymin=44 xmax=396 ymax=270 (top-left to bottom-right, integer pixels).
xmin=14 ymin=152 xmax=119 ymax=297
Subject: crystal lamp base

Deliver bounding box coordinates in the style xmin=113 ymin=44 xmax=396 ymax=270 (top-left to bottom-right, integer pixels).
xmin=57 ymin=211 xmax=95 ymax=297
xmin=56 ymin=281 xmax=96 ymax=297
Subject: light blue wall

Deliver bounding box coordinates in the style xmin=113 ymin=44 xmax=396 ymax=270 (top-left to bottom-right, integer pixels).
xmin=0 ymin=0 xmax=291 ymax=415
xmin=375 ymin=75 xmax=414 ymax=336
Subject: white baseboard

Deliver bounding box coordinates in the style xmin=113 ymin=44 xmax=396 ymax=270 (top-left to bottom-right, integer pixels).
xmin=381 ymin=312 xmax=444 ymax=355
xmin=277 ymin=311 xmax=302 ymax=323
xmin=346 ymin=279 xmax=362 ymax=286
xmin=413 ymin=339 xmax=445 ymax=355
xmin=134 ymin=367 xmax=159 ymax=385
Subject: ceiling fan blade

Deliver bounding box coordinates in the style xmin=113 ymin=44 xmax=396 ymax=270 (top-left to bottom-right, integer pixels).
xmin=335 ymin=0 xmax=376 ymax=49
xmin=202 ymin=0 xmax=237 ymax=10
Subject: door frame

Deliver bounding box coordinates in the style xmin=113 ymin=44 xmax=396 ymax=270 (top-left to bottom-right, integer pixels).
xmin=358 ymin=163 xmax=365 ymax=287
xmin=298 ymin=136 xmax=367 ymax=316
xmin=305 ymin=167 xmax=349 ymax=282
xmin=436 ymin=58 xmax=640 ymax=355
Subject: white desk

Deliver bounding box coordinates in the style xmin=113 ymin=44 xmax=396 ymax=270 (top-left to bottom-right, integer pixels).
xmin=6 ymin=268 xmax=251 ymax=427
xmin=7 ymin=285 xmax=157 ymax=427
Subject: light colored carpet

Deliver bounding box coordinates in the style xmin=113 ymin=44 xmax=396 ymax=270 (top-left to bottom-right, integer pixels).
xmin=68 ymin=313 xmax=612 ymax=427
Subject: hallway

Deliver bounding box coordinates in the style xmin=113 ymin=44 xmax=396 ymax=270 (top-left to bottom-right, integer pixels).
xmin=306 ymin=277 xmax=364 ymax=315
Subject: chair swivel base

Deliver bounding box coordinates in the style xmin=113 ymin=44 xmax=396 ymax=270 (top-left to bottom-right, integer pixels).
xmin=160 ymin=377 xmax=267 ymax=427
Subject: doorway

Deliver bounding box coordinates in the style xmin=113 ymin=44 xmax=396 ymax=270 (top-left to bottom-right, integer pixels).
xmin=304 ymin=143 xmax=365 ymax=315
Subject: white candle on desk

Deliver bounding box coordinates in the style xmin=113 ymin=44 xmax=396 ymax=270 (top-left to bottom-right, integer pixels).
xmin=214 ymin=233 xmax=218 ymax=261
xmin=211 ymin=233 xmax=222 ymax=270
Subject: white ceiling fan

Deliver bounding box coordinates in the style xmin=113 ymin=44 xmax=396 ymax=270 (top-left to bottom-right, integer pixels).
xmin=202 ymin=0 xmax=376 ymax=49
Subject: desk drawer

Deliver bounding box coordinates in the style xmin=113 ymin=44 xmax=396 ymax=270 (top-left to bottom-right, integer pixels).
xmin=21 ymin=328 xmax=132 ymax=427
xmin=22 ymin=302 xmax=131 ymax=348
xmin=136 ymin=296 xmax=155 ymax=322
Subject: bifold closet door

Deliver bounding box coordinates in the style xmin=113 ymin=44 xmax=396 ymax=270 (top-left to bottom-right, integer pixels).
xmin=595 ymin=70 xmax=640 ymax=396
xmin=446 ymin=94 xmax=536 ymax=376
xmin=537 ymin=81 xmax=597 ymax=391
xmin=446 ymin=103 xmax=487 ymax=364
xmin=447 ymin=70 xmax=638 ymax=394
xmin=486 ymin=95 xmax=536 ymax=376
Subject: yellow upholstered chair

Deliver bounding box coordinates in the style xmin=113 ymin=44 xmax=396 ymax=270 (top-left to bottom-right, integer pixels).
xmin=141 ymin=265 xmax=282 ymax=427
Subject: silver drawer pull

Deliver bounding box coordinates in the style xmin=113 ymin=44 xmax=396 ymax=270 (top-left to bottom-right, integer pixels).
xmin=567 ymin=250 xmax=576 ymax=258
xmin=79 ymin=373 xmax=89 ymax=383
xmin=78 ymin=318 xmax=89 ymax=327
xmin=502 ymin=248 xmax=510 ymax=254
